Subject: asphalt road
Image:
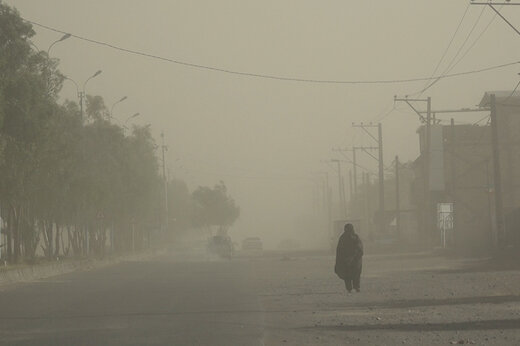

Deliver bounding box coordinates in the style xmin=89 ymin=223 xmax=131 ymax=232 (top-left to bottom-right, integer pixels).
xmin=0 ymin=255 xmax=265 ymax=346
xmin=1 ymin=250 xmax=520 ymax=345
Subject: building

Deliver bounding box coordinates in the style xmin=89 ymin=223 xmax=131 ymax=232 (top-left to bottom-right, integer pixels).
xmin=412 ymin=91 xmax=520 ymax=255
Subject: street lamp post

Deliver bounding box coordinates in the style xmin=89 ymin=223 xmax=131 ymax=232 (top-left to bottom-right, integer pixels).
xmin=110 ymin=96 xmax=128 ymax=118
xmin=64 ymin=70 xmax=102 ymax=119
xmin=124 ymin=112 xmax=140 ymax=125
xmin=47 ymin=33 xmax=71 ymax=56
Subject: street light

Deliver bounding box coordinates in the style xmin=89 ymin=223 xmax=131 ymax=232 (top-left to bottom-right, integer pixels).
xmin=124 ymin=112 xmax=140 ymax=125
xmin=64 ymin=70 xmax=102 ymax=119
xmin=47 ymin=33 xmax=71 ymax=55
xmin=110 ymin=96 xmax=128 ymax=117
xmin=121 ymin=113 xmax=140 ymax=134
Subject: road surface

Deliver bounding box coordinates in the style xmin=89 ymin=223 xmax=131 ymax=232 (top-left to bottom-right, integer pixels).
xmin=0 ymin=250 xmax=519 ymax=345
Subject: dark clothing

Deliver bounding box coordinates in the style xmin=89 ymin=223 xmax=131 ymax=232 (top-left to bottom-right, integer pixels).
xmin=335 ymin=231 xmax=363 ymax=291
xmin=343 ymin=265 xmax=362 ymax=291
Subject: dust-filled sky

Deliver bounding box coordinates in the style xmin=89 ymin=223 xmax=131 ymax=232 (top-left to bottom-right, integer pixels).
xmin=6 ymin=0 xmax=520 ymax=247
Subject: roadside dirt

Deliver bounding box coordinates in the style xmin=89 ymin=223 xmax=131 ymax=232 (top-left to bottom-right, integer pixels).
xmin=252 ymin=252 xmax=520 ymax=345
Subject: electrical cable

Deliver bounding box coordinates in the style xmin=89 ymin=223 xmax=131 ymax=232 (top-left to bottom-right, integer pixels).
xmin=442 ymin=6 xmax=487 ymax=75
xmin=418 ymin=5 xmax=488 ymax=95
xmin=473 ymin=114 xmax=491 ymax=125
xmin=500 ymin=79 xmax=520 ymax=104
xmin=419 ymin=4 xmax=471 ymax=94
xmin=445 ymin=4 xmax=504 ymax=79
xmin=23 ymin=17 xmax=520 ymax=86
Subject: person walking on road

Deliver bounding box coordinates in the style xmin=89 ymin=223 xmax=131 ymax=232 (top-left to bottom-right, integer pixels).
xmin=335 ymin=223 xmax=363 ymax=293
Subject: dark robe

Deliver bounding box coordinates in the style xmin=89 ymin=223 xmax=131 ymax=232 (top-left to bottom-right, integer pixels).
xmin=334 ymin=231 xmax=363 ymax=280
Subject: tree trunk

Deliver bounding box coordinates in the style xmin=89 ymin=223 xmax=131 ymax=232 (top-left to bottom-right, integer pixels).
xmin=54 ymin=223 xmax=61 ymax=257
xmin=6 ymin=207 xmax=12 ymax=262
xmin=12 ymin=206 xmax=20 ymax=263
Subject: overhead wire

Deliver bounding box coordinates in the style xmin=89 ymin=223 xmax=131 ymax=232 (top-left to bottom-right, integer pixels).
xmin=418 ymin=5 xmax=488 ymax=95
xmin=418 ymin=3 xmax=471 ymax=94
xmin=473 ymin=113 xmax=491 ymax=125
xmin=500 ymin=79 xmax=520 ymax=104
xmin=23 ymin=17 xmax=520 ymax=86
xmin=445 ymin=4 xmax=504 ymax=78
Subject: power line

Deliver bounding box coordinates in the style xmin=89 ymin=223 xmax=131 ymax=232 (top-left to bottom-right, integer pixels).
xmin=373 ymin=105 xmax=398 ymax=122
xmin=419 ymin=5 xmax=488 ymax=95
xmin=419 ymin=3 xmax=471 ymax=94
xmin=443 ymin=5 xmax=488 ymax=75
xmin=447 ymin=4 xmax=504 ymax=76
xmin=23 ymin=17 xmax=520 ymax=86
xmin=473 ymin=113 xmax=491 ymax=126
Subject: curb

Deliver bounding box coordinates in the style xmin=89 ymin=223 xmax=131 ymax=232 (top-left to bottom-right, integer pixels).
xmin=0 ymin=250 xmax=163 ymax=287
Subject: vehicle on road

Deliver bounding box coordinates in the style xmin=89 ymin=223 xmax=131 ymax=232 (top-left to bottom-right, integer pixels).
xmin=207 ymin=235 xmax=234 ymax=259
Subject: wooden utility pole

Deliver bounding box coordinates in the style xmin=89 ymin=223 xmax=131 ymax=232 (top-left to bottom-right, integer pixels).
xmin=490 ymin=94 xmax=505 ymax=248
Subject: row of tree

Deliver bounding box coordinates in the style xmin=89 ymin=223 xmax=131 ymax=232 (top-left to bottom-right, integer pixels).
xmin=0 ymin=2 xmax=239 ymax=263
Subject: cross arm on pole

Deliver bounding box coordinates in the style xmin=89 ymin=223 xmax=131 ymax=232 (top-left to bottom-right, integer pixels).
xmin=394 ymin=96 xmax=429 ymax=122
xmin=417 ymin=107 xmax=490 ymax=115
xmin=470 ymin=2 xmax=520 ymax=5
xmin=470 ymin=2 xmax=520 ymax=36
xmin=488 ymin=3 xmax=520 ymax=36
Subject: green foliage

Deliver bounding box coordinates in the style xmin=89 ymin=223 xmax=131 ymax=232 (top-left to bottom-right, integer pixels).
xmin=191 ymin=181 xmax=240 ymax=233
xmin=0 ymin=2 xmax=241 ymax=262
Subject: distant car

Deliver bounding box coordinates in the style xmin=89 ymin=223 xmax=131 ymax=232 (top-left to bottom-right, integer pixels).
xmin=207 ymin=235 xmax=234 ymax=259
xmin=241 ymin=237 xmax=263 ymax=252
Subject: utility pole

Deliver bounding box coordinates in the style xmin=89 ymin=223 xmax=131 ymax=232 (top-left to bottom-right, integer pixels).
xmin=450 ymin=118 xmax=457 ymax=247
xmin=349 ymin=170 xmax=354 ymax=202
xmin=395 ymin=156 xmax=401 ymax=238
xmin=333 ymin=147 xmax=357 ymax=196
xmin=352 ymin=149 xmax=357 ymax=196
xmin=352 ymin=123 xmax=385 ymax=233
xmin=394 ymin=96 xmax=432 ymax=242
xmin=425 ymin=97 xmax=432 ymax=244
xmin=378 ymin=123 xmax=385 ymax=234
xmin=331 ymin=159 xmax=346 ymax=217
xmin=324 ymin=172 xmax=332 ymax=235
xmin=364 ymin=172 xmax=371 ymax=236
xmin=471 ymin=2 xmax=520 ymax=37
xmin=398 ymin=98 xmax=493 ymax=246
xmin=161 ymin=132 xmax=169 ymax=234
xmin=490 ymin=94 xmax=505 ymax=248
xmin=333 ymin=146 xmax=377 ymax=198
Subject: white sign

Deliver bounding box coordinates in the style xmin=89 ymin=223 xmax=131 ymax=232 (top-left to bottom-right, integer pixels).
xmin=437 ymin=203 xmax=454 ymax=248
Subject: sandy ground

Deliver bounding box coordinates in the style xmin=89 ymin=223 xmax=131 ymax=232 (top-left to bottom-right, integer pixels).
xmin=0 ymin=247 xmax=519 ymax=345
xmin=253 ymin=251 xmax=520 ymax=345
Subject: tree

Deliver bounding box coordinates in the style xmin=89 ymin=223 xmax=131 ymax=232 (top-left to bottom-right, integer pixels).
xmin=0 ymin=2 xmax=64 ymax=261
xmin=191 ymin=181 xmax=240 ymax=235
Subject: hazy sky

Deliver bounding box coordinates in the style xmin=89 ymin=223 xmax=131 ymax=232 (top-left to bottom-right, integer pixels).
xmin=5 ymin=0 xmax=520 ymax=247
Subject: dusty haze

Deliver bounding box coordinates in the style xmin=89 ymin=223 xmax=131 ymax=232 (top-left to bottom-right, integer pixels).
xmin=6 ymin=0 xmax=520 ymax=248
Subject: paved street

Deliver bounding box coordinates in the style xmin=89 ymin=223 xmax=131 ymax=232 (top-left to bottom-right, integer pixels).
xmin=0 ymin=250 xmax=519 ymax=345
